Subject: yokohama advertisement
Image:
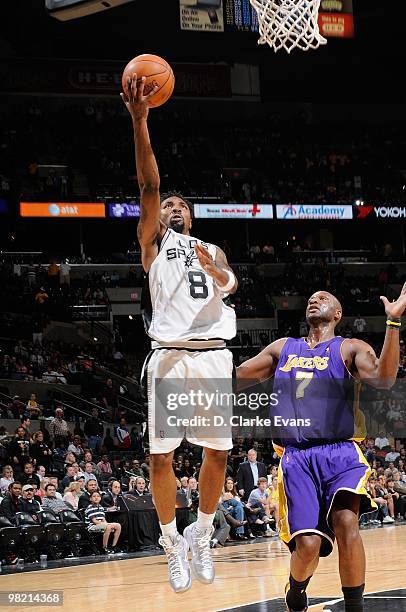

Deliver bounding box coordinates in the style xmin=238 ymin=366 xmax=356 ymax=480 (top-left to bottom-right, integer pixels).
xmin=355 ymin=206 xmax=406 ymax=219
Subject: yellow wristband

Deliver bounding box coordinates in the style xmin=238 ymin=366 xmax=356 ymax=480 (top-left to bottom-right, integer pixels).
xmin=386 ymin=320 xmax=401 ymax=327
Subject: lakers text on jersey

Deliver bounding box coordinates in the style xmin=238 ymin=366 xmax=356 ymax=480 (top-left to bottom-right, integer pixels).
xmin=272 ymin=336 xmax=365 ymax=450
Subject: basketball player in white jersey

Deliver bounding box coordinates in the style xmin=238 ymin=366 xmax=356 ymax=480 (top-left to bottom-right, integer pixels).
xmin=122 ymin=76 xmax=238 ymax=593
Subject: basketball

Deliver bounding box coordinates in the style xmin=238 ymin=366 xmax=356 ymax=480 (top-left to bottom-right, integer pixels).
xmin=121 ymin=54 xmax=175 ymax=108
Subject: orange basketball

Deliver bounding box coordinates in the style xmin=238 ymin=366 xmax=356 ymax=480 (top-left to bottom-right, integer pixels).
xmin=121 ymin=54 xmax=175 ymax=108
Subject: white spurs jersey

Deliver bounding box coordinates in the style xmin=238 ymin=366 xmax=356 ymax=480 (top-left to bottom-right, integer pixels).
xmin=145 ymin=228 xmax=236 ymax=343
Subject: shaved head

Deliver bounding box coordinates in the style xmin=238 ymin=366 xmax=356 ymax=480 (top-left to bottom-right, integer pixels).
xmin=323 ymin=292 xmax=342 ymax=312
xmin=306 ymin=291 xmax=342 ymax=327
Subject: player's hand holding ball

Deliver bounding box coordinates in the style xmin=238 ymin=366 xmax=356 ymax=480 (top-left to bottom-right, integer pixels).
xmin=120 ymin=54 xmax=175 ymax=122
xmin=120 ymin=75 xmax=158 ymax=123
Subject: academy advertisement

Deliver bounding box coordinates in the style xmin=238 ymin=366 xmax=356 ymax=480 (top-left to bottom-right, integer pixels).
xmin=277 ymin=204 xmax=353 ymax=220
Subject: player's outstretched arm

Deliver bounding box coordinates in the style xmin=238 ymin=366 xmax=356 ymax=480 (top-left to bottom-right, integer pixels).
xmin=348 ymin=281 xmax=406 ymax=388
xmin=194 ymin=244 xmax=238 ymax=294
xmin=236 ymin=338 xmax=288 ymax=384
xmin=121 ymin=74 xmax=163 ymax=272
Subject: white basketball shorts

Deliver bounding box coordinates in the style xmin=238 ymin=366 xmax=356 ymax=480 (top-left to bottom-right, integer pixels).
xmin=143 ymin=347 xmax=234 ymax=454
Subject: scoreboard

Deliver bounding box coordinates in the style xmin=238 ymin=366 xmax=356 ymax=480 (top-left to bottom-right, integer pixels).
xmin=180 ymin=0 xmax=353 ymax=37
xmin=225 ymin=0 xmax=259 ymax=32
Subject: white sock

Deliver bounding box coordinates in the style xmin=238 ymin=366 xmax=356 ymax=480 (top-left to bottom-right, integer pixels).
xmin=160 ymin=517 xmax=178 ymax=539
xmin=196 ymin=509 xmax=215 ymax=531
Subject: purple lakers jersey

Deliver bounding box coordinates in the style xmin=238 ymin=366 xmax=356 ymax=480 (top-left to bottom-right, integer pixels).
xmin=272 ymin=336 xmax=360 ymax=449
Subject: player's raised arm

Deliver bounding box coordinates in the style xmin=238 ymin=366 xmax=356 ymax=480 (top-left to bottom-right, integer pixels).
xmin=121 ymin=75 xmax=164 ymax=272
xmin=236 ymin=338 xmax=288 ymax=384
xmin=194 ymin=244 xmax=238 ymax=294
xmin=347 ymin=282 xmax=406 ymax=388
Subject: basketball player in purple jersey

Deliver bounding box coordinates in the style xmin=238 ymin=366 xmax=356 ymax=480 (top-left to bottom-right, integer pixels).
xmin=237 ymin=288 xmax=406 ymax=612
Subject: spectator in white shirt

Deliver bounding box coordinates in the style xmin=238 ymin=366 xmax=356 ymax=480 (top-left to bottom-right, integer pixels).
xmin=36 ymin=465 xmax=46 ymax=481
xmin=385 ymin=445 xmax=400 ymax=464
xmin=353 ymin=315 xmax=367 ymax=334
xmin=42 ymin=366 xmax=66 ymax=384
xmin=59 ymin=260 xmax=71 ymax=286
xmin=67 ymin=436 xmax=84 ymax=458
xmin=30 ymin=351 xmax=44 ymax=368
xmin=180 ymin=476 xmax=189 ymax=496
xmin=0 ymin=465 xmax=14 ymax=494
xmin=246 ymin=478 xmax=275 ymax=533
xmin=387 ymin=404 xmax=402 ymax=423
xmin=375 ymin=431 xmax=390 ymax=450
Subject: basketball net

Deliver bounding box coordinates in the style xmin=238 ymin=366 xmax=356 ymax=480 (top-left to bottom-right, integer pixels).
xmin=249 ymin=0 xmax=327 ymax=53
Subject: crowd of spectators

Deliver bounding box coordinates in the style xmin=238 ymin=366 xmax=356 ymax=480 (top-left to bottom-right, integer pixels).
xmin=2 ymin=255 xmax=406 ymax=436
xmin=1 ymin=95 xmax=406 ymax=569
xmin=0 ymin=260 xmax=114 ymax=321
xmin=0 ymin=331 xmax=145 ymax=422
xmin=1 ymin=256 xmax=405 ymax=331
xmin=1 ymin=342 xmax=73 ymax=388
xmin=0 ymin=416 xmax=404 ymax=564
xmin=362 ymin=436 xmax=406 ymax=524
xmin=1 ymin=99 xmax=406 ymax=206
xmin=232 ymin=259 xmax=405 ymax=318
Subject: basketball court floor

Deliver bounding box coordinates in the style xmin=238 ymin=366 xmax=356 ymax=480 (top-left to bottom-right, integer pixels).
xmin=1 ymin=525 xmax=405 ymax=611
